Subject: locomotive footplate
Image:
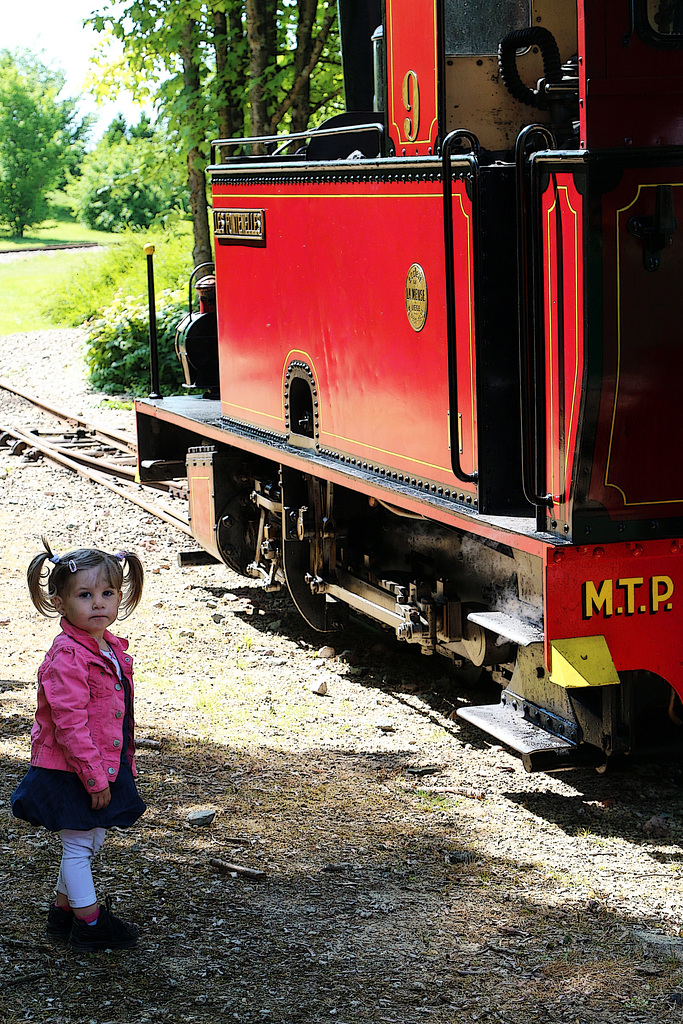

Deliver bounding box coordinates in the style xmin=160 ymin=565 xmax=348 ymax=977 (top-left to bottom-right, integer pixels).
xmin=134 ymin=397 xmax=551 ymax=546
xmin=457 ymin=699 xmax=606 ymax=773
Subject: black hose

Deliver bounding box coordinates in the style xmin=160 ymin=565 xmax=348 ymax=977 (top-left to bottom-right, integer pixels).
xmin=498 ymin=27 xmax=562 ymax=108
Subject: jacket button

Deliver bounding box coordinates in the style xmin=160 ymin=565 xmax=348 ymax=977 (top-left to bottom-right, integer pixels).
xmin=115 ymin=710 xmax=123 ymax=719
xmin=108 ymin=767 xmax=116 ymax=775
xmin=115 ymin=683 xmax=123 ymax=691
xmin=87 ymin=778 xmax=95 ymax=786
xmin=113 ymin=739 xmax=121 ymax=747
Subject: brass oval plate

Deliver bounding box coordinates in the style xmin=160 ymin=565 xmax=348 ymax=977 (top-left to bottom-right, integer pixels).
xmin=405 ymin=263 xmax=428 ymax=332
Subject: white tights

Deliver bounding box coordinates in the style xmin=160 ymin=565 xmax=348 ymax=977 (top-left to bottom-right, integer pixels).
xmin=56 ymin=828 xmax=106 ymax=909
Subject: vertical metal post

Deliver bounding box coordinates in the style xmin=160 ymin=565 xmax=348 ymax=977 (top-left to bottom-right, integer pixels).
xmin=144 ymin=243 xmax=162 ymax=399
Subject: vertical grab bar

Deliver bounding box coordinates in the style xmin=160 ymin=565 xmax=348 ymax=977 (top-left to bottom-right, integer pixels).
xmin=515 ymin=124 xmax=556 ymax=514
xmin=442 ymin=129 xmax=480 ymax=484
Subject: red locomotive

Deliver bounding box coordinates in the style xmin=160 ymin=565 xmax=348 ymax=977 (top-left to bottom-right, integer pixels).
xmin=137 ymin=0 xmax=683 ymax=770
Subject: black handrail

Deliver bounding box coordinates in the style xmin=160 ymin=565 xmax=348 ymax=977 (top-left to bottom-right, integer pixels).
xmin=441 ymin=129 xmax=480 ymax=485
xmin=188 ymin=261 xmax=215 ymax=314
xmin=210 ymin=122 xmax=385 ymax=166
xmin=514 ymin=124 xmax=556 ymax=513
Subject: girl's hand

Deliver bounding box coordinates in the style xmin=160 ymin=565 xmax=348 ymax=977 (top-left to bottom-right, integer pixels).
xmin=91 ymin=785 xmax=111 ymax=810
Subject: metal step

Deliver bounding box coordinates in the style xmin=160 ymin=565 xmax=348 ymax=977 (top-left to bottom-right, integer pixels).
xmin=457 ymin=702 xmax=605 ymax=772
xmin=466 ymin=610 xmax=544 ymax=646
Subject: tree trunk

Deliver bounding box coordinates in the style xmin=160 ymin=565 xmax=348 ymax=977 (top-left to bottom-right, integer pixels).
xmin=213 ymin=9 xmax=245 ymax=141
xmin=290 ymin=0 xmax=317 ymax=134
xmin=186 ymin=146 xmax=212 ymax=268
xmin=179 ymin=20 xmax=213 ymax=267
xmin=245 ymin=0 xmax=269 ymax=151
xmin=268 ymin=6 xmax=337 ymax=134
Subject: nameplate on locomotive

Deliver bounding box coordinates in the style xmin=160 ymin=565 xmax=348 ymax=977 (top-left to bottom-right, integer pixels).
xmin=405 ymin=263 xmax=428 ymax=332
xmin=213 ymin=209 xmax=266 ymax=246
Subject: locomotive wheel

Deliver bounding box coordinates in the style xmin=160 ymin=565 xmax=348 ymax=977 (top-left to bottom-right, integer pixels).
xmin=448 ymin=661 xmax=485 ymax=688
xmin=216 ymin=489 xmax=260 ymax=576
xmin=280 ymin=466 xmax=345 ymax=633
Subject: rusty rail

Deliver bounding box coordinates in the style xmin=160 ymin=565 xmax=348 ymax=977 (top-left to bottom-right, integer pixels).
xmin=0 ymin=383 xmax=190 ymax=536
xmin=0 ymin=378 xmax=135 ymax=449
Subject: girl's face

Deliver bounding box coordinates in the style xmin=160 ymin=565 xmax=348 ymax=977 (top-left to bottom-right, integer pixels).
xmin=52 ymin=567 xmax=122 ymax=642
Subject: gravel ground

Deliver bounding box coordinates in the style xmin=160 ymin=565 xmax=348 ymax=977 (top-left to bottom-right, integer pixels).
xmin=2 ymin=330 xmax=683 ymax=1023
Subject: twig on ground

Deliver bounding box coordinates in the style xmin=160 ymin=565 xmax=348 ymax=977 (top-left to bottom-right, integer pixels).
xmin=136 ymin=737 xmax=163 ymax=750
xmin=417 ymin=785 xmax=487 ymax=800
xmin=209 ymin=857 xmax=266 ymax=879
xmin=3 ymin=971 xmax=47 ymax=987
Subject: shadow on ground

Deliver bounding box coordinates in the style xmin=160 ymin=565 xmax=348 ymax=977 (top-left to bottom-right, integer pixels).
xmin=2 ymin=725 xmax=683 ymax=1024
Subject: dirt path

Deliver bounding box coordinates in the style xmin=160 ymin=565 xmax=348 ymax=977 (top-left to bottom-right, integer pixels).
xmin=1 ymin=333 xmax=683 ymax=1023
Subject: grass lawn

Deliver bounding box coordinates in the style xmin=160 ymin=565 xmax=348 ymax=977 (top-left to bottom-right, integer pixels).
xmin=0 ymin=197 xmax=196 ymax=336
xmin=0 ymin=195 xmax=114 ymax=251
xmin=0 ymin=195 xmax=115 ymax=333
xmin=0 ymin=223 xmax=113 ymax=249
xmin=0 ymin=249 xmax=97 ymax=334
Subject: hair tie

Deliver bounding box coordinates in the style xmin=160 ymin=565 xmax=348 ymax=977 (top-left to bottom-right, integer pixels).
xmin=49 ymin=554 xmax=60 ymax=565
xmin=68 ymin=559 xmax=78 ymax=573
xmin=116 ymin=552 xmax=126 ymax=562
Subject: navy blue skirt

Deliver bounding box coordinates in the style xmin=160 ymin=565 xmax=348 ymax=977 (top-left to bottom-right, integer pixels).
xmin=11 ymin=760 xmax=146 ymax=832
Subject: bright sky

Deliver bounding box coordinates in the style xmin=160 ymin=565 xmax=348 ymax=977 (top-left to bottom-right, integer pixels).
xmin=0 ymin=0 xmax=149 ymax=139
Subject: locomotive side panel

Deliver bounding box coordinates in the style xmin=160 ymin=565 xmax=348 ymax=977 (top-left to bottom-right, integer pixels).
xmin=583 ymin=165 xmax=683 ymax=535
xmin=541 ymin=173 xmax=585 ymax=531
xmin=212 ymin=176 xmax=477 ymax=492
xmin=540 ymin=173 xmax=585 ymax=528
xmin=385 ymin=0 xmax=440 ymax=156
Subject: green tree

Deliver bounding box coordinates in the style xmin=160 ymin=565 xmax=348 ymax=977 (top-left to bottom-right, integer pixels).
xmin=68 ymin=116 xmax=188 ymax=232
xmin=102 ymin=113 xmax=129 ymax=145
xmin=0 ymin=49 xmax=90 ymax=237
xmin=90 ymin=1 xmax=342 ymax=265
xmin=129 ymin=113 xmax=156 ymax=140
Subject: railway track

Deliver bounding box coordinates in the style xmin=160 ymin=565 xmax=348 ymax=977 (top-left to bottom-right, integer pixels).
xmin=0 ymin=243 xmax=102 ymax=258
xmin=0 ymin=379 xmax=191 ymax=536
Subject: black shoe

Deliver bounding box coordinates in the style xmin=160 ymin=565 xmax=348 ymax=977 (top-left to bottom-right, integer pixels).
xmin=46 ymin=904 xmax=74 ymax=942
xmin=68 ymin=897 xmax=139 ymax=951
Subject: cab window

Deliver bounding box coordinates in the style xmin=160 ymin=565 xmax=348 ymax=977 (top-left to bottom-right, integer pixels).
xmin=640 ymin=0 xmax=683 ymax=45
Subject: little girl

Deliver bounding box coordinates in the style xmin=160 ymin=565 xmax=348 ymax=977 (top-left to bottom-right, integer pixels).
xmin=11 ymin=539 xmax=146 ymax=951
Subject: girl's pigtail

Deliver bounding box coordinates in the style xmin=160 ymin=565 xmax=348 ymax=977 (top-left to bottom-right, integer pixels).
xmin=117 ymin=551 xmax=144 ymax=618
xmin=27 ymin=537 xmax=59 ymax=617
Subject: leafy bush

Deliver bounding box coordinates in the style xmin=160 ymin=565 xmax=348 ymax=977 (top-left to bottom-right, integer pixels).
xmin=67 ymin=120 xmax=188 ymax=233
xmin=43 ymin=225 xmax=194 ymax=328
xmin=38 ymin=220 xmax=201 ymax=396
xmin=85 ymin=290 xmax=187 ymax=396
xmin=78 ymin=157 xmax=164 ymax=232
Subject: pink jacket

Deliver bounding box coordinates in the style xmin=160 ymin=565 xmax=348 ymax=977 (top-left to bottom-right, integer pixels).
xmin=30 ymin=618 xmax=138 ymax=794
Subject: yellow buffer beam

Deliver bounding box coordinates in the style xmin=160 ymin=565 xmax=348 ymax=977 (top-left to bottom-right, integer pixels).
xmin=550 ymin=636 xmax=620 ymax=688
